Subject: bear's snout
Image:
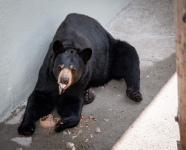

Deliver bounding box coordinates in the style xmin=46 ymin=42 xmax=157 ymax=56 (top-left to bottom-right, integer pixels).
xmin=58 ymin=68 xmax=73 ymax=93
xmin=58 ymin=76 xmax=69 ymax=90
xmin=60 ymin=76 xmax=69 ymax=85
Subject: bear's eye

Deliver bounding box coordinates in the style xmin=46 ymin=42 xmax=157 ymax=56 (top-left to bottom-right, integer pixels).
xmin=57 ymin=65 xmax=61 ymax=71
xmin=71 ymin=68 xmax=76 ymax=74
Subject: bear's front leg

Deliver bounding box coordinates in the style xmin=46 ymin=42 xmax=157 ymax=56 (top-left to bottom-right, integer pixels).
xmin=55 ymin=95 xmax=84 ymax=132
xmin=18 ymin=91 xmax=55 ymax=136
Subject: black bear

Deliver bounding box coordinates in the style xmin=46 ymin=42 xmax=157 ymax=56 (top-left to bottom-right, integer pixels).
xmin=18 ymin=13 xmax=142 ymax=136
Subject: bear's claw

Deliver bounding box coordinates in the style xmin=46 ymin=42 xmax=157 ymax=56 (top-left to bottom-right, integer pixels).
xmin=126 ymin=89 xmax=143 ymax=102
xmin=18 ymin=122 xmax=35 ymax=136
xmin=54 ymin=119 xmax=64 ymax=132
xmin=84 ymin=88 xmax=95 ymax=104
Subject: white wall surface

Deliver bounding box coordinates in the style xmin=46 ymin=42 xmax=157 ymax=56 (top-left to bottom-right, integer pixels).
xmin=0 ymin=0 xmax=131 ymax=122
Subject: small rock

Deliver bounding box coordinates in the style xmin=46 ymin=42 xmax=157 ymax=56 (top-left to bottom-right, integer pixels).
xmin=72 ymin=135 xmax=77 ymax=139
xmin=77 ymin=130 xmax=82 ymax=135
xmin=66 ymin=142 xmax=75 ymax=150
xmin=85 ymin=139 xmax=88 ymax=142
xmin=95 ymin=127 xmax=101 ymax=133
xmin=63 ymin=131 xmax=68 ymax=135
xmin=68 ymin=130 xmax=71 ymax=135
xmin=104 ymin=119 xmax=109 ymax=122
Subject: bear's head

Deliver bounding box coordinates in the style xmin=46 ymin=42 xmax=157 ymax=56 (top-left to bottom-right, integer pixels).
xmin=52 ymin=40 xmax=92 ymax=94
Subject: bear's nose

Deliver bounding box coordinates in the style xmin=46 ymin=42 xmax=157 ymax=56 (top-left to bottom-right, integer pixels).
xmin=60 ymin=77 xmax=69 ymax=85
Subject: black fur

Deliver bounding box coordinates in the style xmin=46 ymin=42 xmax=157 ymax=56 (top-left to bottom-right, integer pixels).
xmin=18 ymin=13 xmax=142 ymax=136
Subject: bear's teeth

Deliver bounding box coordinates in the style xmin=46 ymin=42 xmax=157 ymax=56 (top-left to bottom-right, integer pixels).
xmin=59 ymin=86 xmax=62 ymax=95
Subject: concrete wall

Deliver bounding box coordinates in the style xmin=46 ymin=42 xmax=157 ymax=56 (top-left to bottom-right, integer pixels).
xmin=0 ymin=0 xmax=131 ymax=122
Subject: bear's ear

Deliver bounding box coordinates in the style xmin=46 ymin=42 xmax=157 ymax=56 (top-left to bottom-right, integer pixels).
xmin=53 ymin=40 xmax=64 ymax=55
xmin=79 ymin=48 xmax=92 ymax=64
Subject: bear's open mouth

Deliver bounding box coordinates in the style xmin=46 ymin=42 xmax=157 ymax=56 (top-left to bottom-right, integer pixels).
xmin=58 ymin=83 xmax=67 ymax=94
xmin=59 ymin=83 xmax=67 ymax=89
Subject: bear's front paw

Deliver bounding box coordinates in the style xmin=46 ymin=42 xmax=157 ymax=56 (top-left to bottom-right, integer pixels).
xmin=54 ymin=119 xmax=65 ymax=132
xmin=18 ymin=122 xmax=35 ymax=136
xmin=126 ymin=89 xmax=143 ymax=102
xmin=84 ymin=88 xmax=95 ymax=104
xmin=54 ymin=117 xmax=80 ymax=132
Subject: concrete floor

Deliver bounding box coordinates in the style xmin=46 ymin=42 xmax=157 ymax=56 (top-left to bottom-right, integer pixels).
xmin=0 ymin=0 xmax=179 ymax=149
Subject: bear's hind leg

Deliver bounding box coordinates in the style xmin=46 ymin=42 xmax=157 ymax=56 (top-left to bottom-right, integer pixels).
xmin=111 ymin=40 xmax=143 ymax=102
xmin=84 ymin=88 xmax=95 ymax=104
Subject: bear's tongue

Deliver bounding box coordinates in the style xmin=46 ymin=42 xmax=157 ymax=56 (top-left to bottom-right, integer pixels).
xmin=59 ymin=83 xmax=67 ymax=89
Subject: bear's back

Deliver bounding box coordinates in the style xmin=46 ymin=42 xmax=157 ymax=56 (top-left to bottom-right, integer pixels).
xmin=59 ymin=13 xmax=111 ymax=49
